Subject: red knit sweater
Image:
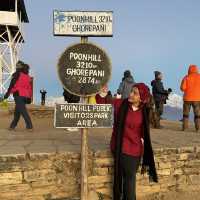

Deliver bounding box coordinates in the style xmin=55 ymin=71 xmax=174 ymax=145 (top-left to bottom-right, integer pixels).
xmin=110 ymin=99 xmax=144 ymax=157
xmin=95 ymin=93 xmax=112 ymax=104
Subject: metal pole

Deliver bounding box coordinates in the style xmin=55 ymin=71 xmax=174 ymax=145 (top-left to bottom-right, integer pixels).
xmin=0 ymin=56 xmax=3 ymax=94
xmin=80 ymin=36 xmax=88 ymax=200
xmin=81 ymin=37 xmax=88 ymax=44
xmin=6 ymin=26 xmax=16 ymax=74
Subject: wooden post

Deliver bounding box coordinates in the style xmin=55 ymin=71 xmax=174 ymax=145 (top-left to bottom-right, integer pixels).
xmin=81 ymin=36 xmax=88 ymax=44
xmin=80 ymin=36 xmax=88 ymax=200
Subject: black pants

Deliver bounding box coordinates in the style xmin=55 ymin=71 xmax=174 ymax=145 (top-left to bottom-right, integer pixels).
xmin=155 ymin=101 xmax=164 ymax=117
xmin=121 ymin=154 xmax=140 ymax=200
xmin=41 ymin=98 xmax=45 ymax=105
xmin=10 ymin=96 xmax=33 ymax=129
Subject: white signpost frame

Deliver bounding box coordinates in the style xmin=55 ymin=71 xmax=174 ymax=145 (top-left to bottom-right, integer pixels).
xmin=53 ymin=11 xmax=113 ymax=37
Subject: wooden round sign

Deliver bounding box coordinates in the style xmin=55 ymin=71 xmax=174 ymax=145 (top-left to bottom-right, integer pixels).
xmin=57 ymin=42 xmax=111 ymax=96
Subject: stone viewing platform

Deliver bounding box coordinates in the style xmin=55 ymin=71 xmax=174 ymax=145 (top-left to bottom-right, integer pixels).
xmin=0 ymin=106 xmax=200 ymax=200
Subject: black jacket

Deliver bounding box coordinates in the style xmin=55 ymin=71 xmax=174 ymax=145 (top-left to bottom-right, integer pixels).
xmin=151 ymin=79 xmax=168 ymax=102
xmin=63 ymin=88 xmax=80 ymax=103
xmin=40 ymin=90 xmax=47 ymax=99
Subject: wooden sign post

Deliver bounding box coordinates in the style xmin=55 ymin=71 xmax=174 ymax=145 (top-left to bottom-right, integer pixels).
xmin=81 ymin=96 xmax=88 ymax=200
xmin=54 ymin=11 xmax=113 ymax=200
xmin=80 ymin=37 xmax=88 ymax=200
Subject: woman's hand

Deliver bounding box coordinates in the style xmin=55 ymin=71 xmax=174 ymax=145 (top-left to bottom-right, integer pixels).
xmin=141 ymin=138 xmax=144 ymax=145
xmin=141 ymin=138 xmax=144 ymax=156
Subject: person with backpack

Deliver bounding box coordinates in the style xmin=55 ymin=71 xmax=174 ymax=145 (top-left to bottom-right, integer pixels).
xmin=4 ymin=60 xmax=33 ymax=131
xmin=117 ymin=70 xmax=135 ymax=99
xmin=151 ymin=71 xmax=171 ymax=127
xmin=180 ymin=64 xmax=200 ymax=132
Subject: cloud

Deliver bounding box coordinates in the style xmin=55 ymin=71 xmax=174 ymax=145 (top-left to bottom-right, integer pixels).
xmin=166 ymin=93 xmax=183 ymax=108
xmin=45 ymin=96 xmax=65 ymax=107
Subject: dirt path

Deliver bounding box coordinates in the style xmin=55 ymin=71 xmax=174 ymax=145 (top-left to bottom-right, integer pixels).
xmin=1 ymin=107 xmax=200 ymax=150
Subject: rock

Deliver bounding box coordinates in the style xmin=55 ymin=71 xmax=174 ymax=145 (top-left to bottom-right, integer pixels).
xmin=88 ymin=190 xmax=99 ymax=200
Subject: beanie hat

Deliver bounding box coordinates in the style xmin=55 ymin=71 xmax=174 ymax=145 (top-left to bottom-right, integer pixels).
xmin=16 ymin=60 xmax=25 ymax=69
xmin=124 ymin=70 xmax=131 ymax=78
xmin=134 ymin=83 xmax=150 ymax=103
xmin=154 ymin=71 xmax=161 ymax=78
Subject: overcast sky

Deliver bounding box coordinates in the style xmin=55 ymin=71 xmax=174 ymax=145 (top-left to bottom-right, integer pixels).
xmin=21 ymin=0 xmax=200 ymax=101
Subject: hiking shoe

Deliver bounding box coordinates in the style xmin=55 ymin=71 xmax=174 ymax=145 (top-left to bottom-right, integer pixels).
xmin=196 ymin=129 xmax=200 ymax=133
xmin=155 ymin=125 xmax=164 ymax=129
xmin=26 ymin=128 xmax=34 ymax=132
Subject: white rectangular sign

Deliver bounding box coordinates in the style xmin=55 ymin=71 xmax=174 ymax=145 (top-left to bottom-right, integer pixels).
xmin=53 ymin=11 xmax=113 ymax=37
xmin=54 ymin=103 xmax=113 ymax=128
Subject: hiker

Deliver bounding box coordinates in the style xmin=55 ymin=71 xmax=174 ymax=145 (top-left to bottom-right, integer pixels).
xmin=110 ymin=83 xmax=158 ymax=200
xmin=4 ymin=60 xmax=33 ymax=131
xmin=117 ymin=70 xmax=135 ymax=99
xmin=95 ymin=84 xmax=113 ymax=104
xmin=40 ymin=89 xmax=47 ymax=106
xmin=63 ymin=88 xmax=80 ymax=132
xmin=151 ymin=71 xmax=171 ymax=127
xmin=180 ymin=64 xmax=200 ymax=132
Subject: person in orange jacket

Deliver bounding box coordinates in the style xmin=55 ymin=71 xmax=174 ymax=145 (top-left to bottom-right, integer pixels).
xmin=180 ymin=64 xmax=200 ymax=132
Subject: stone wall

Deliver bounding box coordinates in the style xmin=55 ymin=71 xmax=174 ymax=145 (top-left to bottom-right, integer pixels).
xmin=0 ymin=146 xmax=200 ymax=200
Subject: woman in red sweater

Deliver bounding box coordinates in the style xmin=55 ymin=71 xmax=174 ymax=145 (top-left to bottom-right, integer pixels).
xmin=110 ymin=83 xmax=158 ymax=200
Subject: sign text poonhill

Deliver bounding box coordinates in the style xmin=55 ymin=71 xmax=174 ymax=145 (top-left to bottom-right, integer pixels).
xmin=53 ymin=11 xmax=113 ymax=36
xmin=57 ymin=42 xmax=111 ymax=96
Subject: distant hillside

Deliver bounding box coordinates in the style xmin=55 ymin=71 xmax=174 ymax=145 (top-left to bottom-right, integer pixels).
xmin=163 ymin=106 xmax=181 ymax=121
xmin=164 ymin=94 xmax=193 ymax=121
